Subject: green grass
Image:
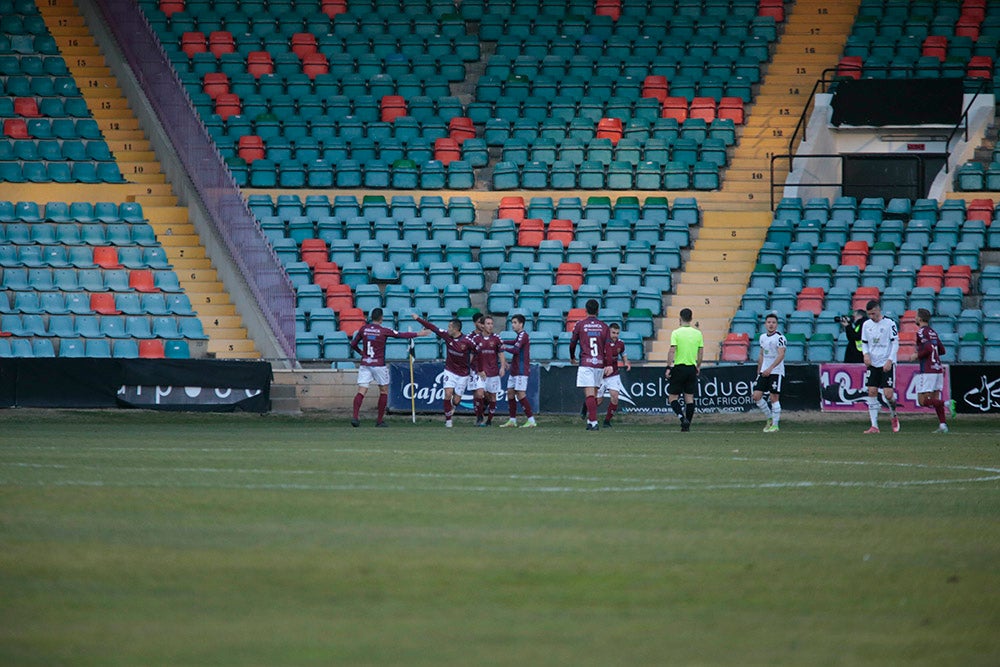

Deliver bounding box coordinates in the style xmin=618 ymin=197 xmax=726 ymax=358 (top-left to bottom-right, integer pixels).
xmin=1 ymin=410 xmax=999 ymax=666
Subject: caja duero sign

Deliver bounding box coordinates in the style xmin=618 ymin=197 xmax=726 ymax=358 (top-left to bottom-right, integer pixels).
xmin=387 ymin=362 xmax=540 ymax=415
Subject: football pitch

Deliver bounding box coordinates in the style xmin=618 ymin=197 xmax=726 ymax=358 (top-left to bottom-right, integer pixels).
xmin=1 ymin=410 xmax=999 ymax=666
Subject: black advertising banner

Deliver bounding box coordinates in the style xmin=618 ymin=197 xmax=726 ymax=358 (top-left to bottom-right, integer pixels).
xmin=949 ymin=364 xmax=1000 ymax=415
xmin=13 ymin=358 xmax=122 ymax=408
xmin=831 ymin=78 xmax=963 ymax=126
xmin=0 ymin=359 xmax=271 ymax=412
xmin=117 ymin=359 xmax=272 ymax=412
xmin=540 ymin=364 xmax=820 ymax=414
xmin=387 ymin=361 xmax=541 ymax=415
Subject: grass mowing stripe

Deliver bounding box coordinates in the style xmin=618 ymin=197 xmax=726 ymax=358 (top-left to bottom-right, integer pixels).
xmin=2 ymin=412 xmax=999 ymax=666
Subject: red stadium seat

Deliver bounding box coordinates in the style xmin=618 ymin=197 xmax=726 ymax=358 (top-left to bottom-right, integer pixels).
xmin=688 ymin=97 xmax=716 ymax=122
xmin=139 ymin=339 xmax=166 ymax=358
xmin=967 ymin=198 xmax=994 ymax=223
xmin=546 ymin=219 xmax=575 ymax=246
xmin=325 ymin=284 xmax=354 ymax=312
xmin=498 ymin=196 xmax=525 ymax=223
xmin=381 ymin=95 xmax=407 ymax=123
xmin=290 ymin=33 xmax=318 ymax=58
xmin=321 ymin=0 xmax=346 ymax=17
xmin=338 ymin=308 xmax=365 ymax=336
xmin=758 ymin=0 xmax=784 ymax=22
xmin=202 ymin=72 xmax=229 ymax=100
xmin=944 ymin=264 xmax=972 ymax=294
xmin=721 ymin=332 xmax=750 ymax=362
xmin=922 ymin=36 xmax=948 ymax=61
xmin=836 ymin=56 xmax=863 ymax=80
xmin=93 ymin=246 xmax=122 ymax=269
xmin=565 ymin=308 xmax=587 ymax=331
xmin=3 ymin=118 xmax=29 ymax=138
xmin=916 ymin=264 xmax=945 ymax=291
xmin=897 ymin=331 xmax=917 ymax=360
xmin=246 ymin=51 xmax=274 ymax=78
xmin=433 ymin=137 xmax=461 ymax=165
xmin=208 ymin=31 xmax=235 ymax=57
xmin=214 ymin=93 xmax=241 ymax=120
xmin=237 ymin=135 xmax=265 ymax=162
xmin=555 ymin=262 xmax=584 ymax=290
xmin=796 ymin=287 xmax=826 ymax=315
xmin=661 ymin=96 xmax=689 ymax=122
xmin=717 ymin=97 xmax=745 ymax=124
xmin=313 ymin=262 xmax=341 ymax=291
xmin=129 ymin=269 xmax=159 ymax=293
xmin=448 ymin=117 xmax=475 ymax=144
xmin=517 ymin=218 xmax=545 ymax=247
xmin=967 ymin=56 xmax=992 ymax=78
xmin=641 ymin=75 xmax=669 ymax=103
xmin=841 ymin=240 xmax=869 ymax=269
xmin=301 ymin=53 xmax=329 ymax=79
xmin=90 ymin=292 xmax=120 ymax=315
xmin=852 ymin=286 xmax=880 ymax=311
xmin=159 ymin=0 xmax=184 ymax=17
xmin=300 ymin=239 xmax=329 ymax=268
xmin=180 ymin=31 xmax=207 ymax=57
xmin=596 ymin=117 xmax=623 ymax=145
xmin=13 ymin=97 xmax=40 ymax=118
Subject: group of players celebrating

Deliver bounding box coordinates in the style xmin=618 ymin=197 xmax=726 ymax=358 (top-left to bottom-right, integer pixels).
xmin=347 ymin=296 xmax=953 ymax=433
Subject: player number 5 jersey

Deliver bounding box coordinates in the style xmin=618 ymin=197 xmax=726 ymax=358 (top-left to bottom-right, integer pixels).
xmin=758 ymin=331 xmax=786 ymax=376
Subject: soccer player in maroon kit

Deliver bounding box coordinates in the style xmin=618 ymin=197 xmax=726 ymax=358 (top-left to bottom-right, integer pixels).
xmin=499 ymin=313 xmax=537 ymax=428
xmin=909 ymin=307 xmax=951 ymax=433
xmin=570 ymin=299 xmax=612 ymax=431
xmin=474 ymin=315 xmax=507 ymax=426
xmin=467 ymin=312 xmax=486 ymax=424
xmin=598 ymin=322 xmax=631 ymax=428
xmin=349 ymin=308 xmax=427 ymax=427
xmin=412 ymin=313 xmax=475 ymax=428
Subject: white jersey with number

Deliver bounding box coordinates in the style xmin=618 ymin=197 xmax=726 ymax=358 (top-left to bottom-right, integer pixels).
xmin=758 ymin=331 xmax=786 ymax=376
xmin=861 ymin=317 xmax=899 ymax=367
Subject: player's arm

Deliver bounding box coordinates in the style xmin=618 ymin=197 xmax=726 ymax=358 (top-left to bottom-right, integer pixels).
xmin=621 ymin=351 xmax=631 ymax=372
xmin=568 ymin=326 xmax=579 ymax=363
xmin=665 ymin=344 xmax=676 ymax=376
xmin=695 ymin=345 xmax=704 ymax=374
xmin=860 ymin=325 xmax=872 ymax=366
xmin=765 ymin=342 xmax=785 ymax=375
xmin=413 ymin=314 xmax=445 ymax=339
xmin=886 ymin=329 xmax=899 ymax=370
xmin=349 ymin=329 xmax=364 ymax=356
xmin=756 ymin=346 xmax=764 ymax=375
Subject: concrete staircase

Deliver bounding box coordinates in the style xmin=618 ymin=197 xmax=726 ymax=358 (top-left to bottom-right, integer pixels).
xmin=36 ymin=0 xmax=258 ymax=359
xmin=648 ymin=0 xmax=862 ymax=362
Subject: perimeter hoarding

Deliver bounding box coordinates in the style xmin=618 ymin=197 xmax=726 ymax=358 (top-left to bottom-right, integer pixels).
xmin=948 ymin=364 xmax=1000 ymax=415
xmin=387 ymin=362 xmax=540 ymax=414
xmin=819 ymin=363 xmax=950 ymax=413
xmin=538 ymin=364 xmax=820 ymax=415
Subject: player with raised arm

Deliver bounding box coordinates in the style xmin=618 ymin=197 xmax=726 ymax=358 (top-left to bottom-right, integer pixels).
xmin=861 ymin=299 xmax=900 ymax=434
xmin=598 ymin=322 xmax=631 ymax=428
xmin=474 ymin=316 xmax=507 ymax=427
xmin=349 ymin=308 xmax=428 ymax=427
xmin=909 ymin=308 xmax=950 ymax=433
xmin=753 ymin=312 xmax=786 ymax=432
xmin=570 ymin=299 xmax=611 ymax=431
xmin=499 ymin=313 xmax=537 ymax=428
xmin=412 ymin=313 xmax=475 ymax=428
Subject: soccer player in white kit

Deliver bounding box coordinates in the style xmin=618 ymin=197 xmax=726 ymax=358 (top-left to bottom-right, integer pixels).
xmin=861 ymin=299 xmax=900 ymax=434
xmin=753 ymin=312 xmax=786 ymax=432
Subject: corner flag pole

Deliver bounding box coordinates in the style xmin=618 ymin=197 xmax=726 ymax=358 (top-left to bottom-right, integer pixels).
xmin=408 ymin=339 xmax=416 ymax=423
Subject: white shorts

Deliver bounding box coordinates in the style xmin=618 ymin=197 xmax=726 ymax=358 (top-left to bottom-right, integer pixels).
xmin=576 ymin=366 xmax=605 ymax=388
xmin=599 ymin=374 xmax=625 ymax=396
xmin=469 ymin=373 xmax=485 ymax=391
xmin=357 ymin=365 xmax=390 ymax=387
xmin=506 ymin=375 xmax=529 ymax=392
xmin=442 ymin=370 xmax=470 ymax=396
xmin=481 ymin=375 xmax=502 ymax=395
xmin=913 ymin=372 xmax=944 ymax=395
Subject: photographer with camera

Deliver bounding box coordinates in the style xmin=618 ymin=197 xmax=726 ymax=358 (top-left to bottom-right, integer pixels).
xmin=841 ymin=308 xmax=867 ymax=364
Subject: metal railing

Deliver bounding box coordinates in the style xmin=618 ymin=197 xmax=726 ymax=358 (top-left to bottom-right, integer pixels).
xmin=774 ymin=67 xmax=991 ymax=210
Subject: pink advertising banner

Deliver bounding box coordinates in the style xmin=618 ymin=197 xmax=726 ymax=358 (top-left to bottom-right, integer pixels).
xmin=819 ymin=363 xmax=951 ymax=412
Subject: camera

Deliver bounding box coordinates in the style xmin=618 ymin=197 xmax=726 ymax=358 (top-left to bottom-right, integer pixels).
xmin=834 ymin=314 xmax=851 ymax=324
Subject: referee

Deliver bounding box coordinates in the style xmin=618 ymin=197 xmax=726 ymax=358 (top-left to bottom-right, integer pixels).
xmin=665 ymin=307 xmax=704 ymax=432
